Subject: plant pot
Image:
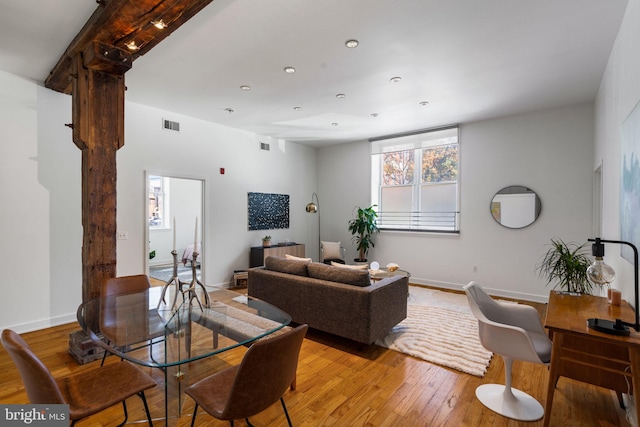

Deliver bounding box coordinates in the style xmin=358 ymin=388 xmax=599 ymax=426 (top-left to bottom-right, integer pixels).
xmin=354 ymin=259 xmax=368 ymax=266
xmin=262 ymin=241 xmax=271 ymax=247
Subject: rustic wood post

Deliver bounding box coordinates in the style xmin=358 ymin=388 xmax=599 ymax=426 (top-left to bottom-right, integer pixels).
xmin=71 ymin=52 xmax=126 ymax=302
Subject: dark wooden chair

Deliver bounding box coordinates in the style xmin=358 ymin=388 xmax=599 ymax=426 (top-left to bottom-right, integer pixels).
xmin=1 ymin=329 xmax=156 ymax=426
xmin=185 ymin=324 xmax=308 ymax=427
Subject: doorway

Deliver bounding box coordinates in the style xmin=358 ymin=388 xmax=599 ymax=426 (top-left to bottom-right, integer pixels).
xmin=145 ymin=172 xmax=205 ymax=284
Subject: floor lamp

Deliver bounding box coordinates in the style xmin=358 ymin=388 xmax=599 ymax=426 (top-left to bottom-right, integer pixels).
xmin=305 ymin=193 xmax=320 ymax=261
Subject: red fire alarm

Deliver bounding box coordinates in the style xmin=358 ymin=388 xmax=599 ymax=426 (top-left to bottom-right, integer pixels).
xmin=220 ymin=168 xmax=225 ymax=174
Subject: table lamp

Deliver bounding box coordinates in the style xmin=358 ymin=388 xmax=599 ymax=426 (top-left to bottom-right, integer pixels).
xmin=586 ymin=238 xmax=639 ymax=335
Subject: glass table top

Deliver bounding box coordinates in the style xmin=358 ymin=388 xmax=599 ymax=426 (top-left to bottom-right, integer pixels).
xmin=77 ymin=286 xmax=292 ymax=368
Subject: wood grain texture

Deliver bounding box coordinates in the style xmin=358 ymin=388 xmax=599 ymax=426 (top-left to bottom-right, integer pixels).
xmin=45 ymin=0 xmax=216 ymax=94
xmin=72 ymin=58 xmax=124 ymax=301
xmin=0 ymin=286 xmax=630 ymax=426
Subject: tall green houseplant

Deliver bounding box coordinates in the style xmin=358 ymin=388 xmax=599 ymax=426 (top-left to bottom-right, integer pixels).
xmin=348 ymin=205 xmax=379 ymax=262
xmin=536 ymin=238 xmax=594 ymax=294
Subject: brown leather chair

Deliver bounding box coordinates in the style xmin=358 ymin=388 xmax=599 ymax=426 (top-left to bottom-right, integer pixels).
xmin=100 ymin=274 xmax=163 ymax=366
xmin=1 ymin=329 xmax=156 ymax=426
xmin=185 ymin=324 xmax=308 ymax=427
xmin=102 ymin=274 xmax=152 ymax=297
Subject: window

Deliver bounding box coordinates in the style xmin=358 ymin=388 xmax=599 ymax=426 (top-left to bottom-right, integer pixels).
xmin=371 ymin=126 xmax=459 ymax=232
xmin=148 ymin=175 xmax=170 ymax=228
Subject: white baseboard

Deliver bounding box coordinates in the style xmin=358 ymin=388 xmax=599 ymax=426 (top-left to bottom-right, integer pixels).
xmin=2 ymin=313 xmax=78 ymax=334
xmin=409 ymin=277 xmax=549 ymax=303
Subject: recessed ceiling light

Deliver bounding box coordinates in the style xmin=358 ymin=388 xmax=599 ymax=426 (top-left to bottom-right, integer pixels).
xmin=419 ymin=101 xmax=430 ymax=106
xmin=331 ymin=123 xmax=339 ymax=126
xmin=151 ymin=19 xmax=167 ymax=29
xmin=225 ymin=108 xmax=235 ymax=114
xmin=370 ymin=113 xmax=379 ymax=117
xmin=125 ymin=40 xmax=139 ymax=50
xmin=336 ymin=93 xmax=346 ymax=99
xmin=293 ymin=106 xmax=302 ymax=111
xmin=390 ymin=76 xmax=402 ymax=83
xmin=345 ymin=39 xmax=359 ymax=48
xmin=240 ymin=85 xmax=251 ymax=91
xmin=284 ymin=66 xmax=296 ymax=74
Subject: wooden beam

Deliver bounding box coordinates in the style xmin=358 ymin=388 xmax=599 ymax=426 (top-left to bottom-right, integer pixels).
xmin=45 ymin=0 xmax=216 ymax=94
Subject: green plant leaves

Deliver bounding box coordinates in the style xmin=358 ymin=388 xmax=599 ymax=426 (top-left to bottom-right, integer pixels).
xmin=537 ymin=238 xmax=593 ymax=294
xmin=348 ymin=205 xmax=379 ymax=261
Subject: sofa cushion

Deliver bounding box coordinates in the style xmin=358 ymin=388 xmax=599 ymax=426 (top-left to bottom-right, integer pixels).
xmin=321 ymin=241 xmax=343 ymax=260
xmin=331 ymin=261 xmax=368 ymax=270
xmin=307 ymin=262 xmax=371 ymax=287
xmin=285 ymin=254 xmax=313 ymax=262
xmin=264 ymin=256 xmax=309 ymax=276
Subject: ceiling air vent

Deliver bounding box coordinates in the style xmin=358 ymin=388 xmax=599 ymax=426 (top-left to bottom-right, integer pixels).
xmin=260 ymin=142 xmax=270 ymax=151
xmin=162 ymin=119 xmax=180 ymax=131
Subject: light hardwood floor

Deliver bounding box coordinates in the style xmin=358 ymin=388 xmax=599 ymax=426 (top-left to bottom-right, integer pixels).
xmin=0 ymin=285 xmax=631 ymax=426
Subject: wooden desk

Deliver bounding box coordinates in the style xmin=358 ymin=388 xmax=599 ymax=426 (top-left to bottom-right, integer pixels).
xmin=544 ymin=291 xmax=640 ymax=426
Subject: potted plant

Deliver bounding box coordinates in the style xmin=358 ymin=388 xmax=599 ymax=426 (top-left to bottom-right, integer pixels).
xmin=536 ymin=238 xmax=594 ymax=294
xmin=262 ymin=235 xmax=272 ymax=247
xmin=348 ymin=205 xmax=380 ymax=262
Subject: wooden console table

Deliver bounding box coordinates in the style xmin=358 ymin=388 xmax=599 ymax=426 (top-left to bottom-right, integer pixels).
xmin=250 ymin=243 xmax=305 ymax=267
xmin=543 ymin=291 xmax=640 ymax=426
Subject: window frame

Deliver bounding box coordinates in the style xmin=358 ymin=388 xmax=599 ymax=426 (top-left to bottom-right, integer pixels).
xmin=370 ymin=126 xmax=460 ymax=233
xmin=148 ymin=175 xmax=171 ymax=230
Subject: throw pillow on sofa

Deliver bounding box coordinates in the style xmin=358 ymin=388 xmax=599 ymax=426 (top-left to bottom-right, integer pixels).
xmin=264 ymin=256 xmax=310 ymax=276
xmin=331 ymin=261 xmax=368 ymax=270
xmin=308 ymin=262 xmax=370 ymax=287
xmin=285 ymin=254 xmax=313 ymax=262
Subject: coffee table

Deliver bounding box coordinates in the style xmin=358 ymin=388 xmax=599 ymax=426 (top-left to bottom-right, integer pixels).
xmin=370 ymin=268 xmax=411 ymax=282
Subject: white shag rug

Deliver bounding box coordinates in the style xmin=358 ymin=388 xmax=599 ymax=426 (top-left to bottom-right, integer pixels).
xmin=375 ymin=286 xmax=493 ymax=377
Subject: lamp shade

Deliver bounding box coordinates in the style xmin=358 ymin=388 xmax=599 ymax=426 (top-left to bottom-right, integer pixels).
xmin=587 ymin=258 xmax=615 ymax=286
xmin=305 ymin=202 xmax=318 ymax=213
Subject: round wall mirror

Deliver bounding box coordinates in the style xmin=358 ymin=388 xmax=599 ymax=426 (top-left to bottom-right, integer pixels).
xmin=490 ymin=186 xmax=541 ymax=229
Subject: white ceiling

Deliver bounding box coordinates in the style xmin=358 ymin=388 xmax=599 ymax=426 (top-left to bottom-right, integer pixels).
xmin=0 ymin=0 xmax=629 ymax=147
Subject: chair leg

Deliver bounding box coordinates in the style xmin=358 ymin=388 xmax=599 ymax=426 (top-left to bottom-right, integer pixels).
xmin=137 ymin=391 xmax=153 ymax=426
xmin=100 ymin=340 xmax=111 ymax=367
xmin=244 ymin=419 xmax=252 ymax=426
xmin=116 ymin=400 xmax=129 ymax=427
xmin=290 ymin=374 xmax=296 ymax=391
xmin=191 ymin=403 xmax=199 ymax=427
xmin=281 ymin=397 xmax=293 ymax=427
xmin=474 ymin=356 xmax=544 ymax=421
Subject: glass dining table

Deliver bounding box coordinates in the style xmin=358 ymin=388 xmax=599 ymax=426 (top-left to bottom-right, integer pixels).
xmin=76 ymin=285 xmax=291 ymax=426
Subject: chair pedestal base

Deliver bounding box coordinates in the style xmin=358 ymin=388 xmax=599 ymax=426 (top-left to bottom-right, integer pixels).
xmin=475 ymin=384 xmax=544 ymax=421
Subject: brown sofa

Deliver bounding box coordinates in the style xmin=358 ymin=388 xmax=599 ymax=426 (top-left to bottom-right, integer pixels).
xmin=247 ymin=256 xmax=409 ymax=344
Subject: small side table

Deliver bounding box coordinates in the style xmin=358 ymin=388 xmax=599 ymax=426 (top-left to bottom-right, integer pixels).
xmin=232 ymin=270 xmax=248 ymax=289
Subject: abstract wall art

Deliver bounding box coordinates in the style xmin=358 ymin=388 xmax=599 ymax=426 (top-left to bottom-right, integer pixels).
xmin=621 ymin=99 xmax=640 ymax=263
xmin=248 ymin=192 xmax=290 ymax=230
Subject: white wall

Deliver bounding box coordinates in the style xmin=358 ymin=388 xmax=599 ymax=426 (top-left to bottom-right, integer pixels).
xmin=0 ymin=71 xmax=82 ymax=332
xmin=0 ymin=75 xmax=317 ymax=333
xmin=117 ymin=102 xmax=317 ymax=288
xmin=594 ymin=0 xmax=640 ymax=306
xmin=319 ymin=104 xmax=595 ymax=302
